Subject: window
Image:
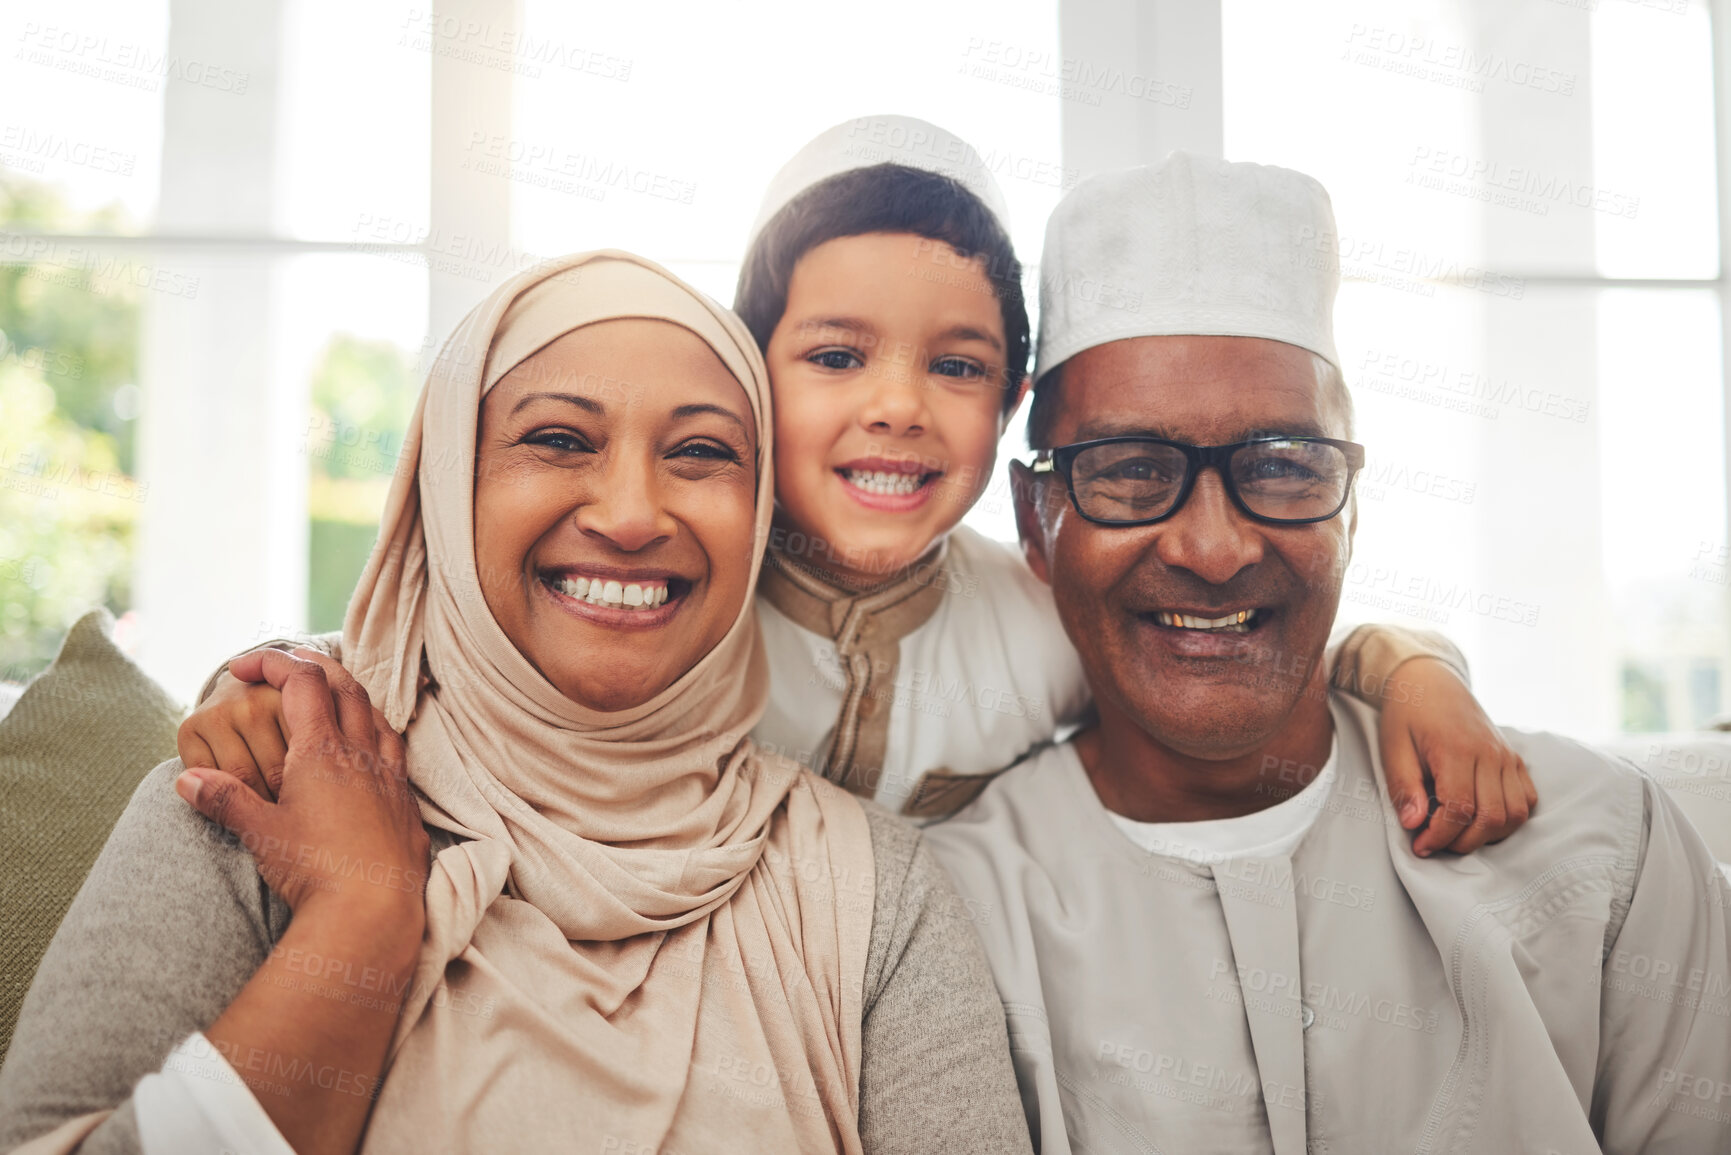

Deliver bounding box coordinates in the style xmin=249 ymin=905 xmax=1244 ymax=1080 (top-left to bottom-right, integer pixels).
xmin=0 ymin=0 xmax=1060 ymax=699
xmin=4 ymin=0 xmax=1720 ymax=738
xmin=1224 ymin=0 xmax=1722 ymax=736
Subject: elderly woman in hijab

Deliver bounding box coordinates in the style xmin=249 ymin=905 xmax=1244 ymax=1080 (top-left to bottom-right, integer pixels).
xmin=0 ymin=252 xmax=1031 ymax=1155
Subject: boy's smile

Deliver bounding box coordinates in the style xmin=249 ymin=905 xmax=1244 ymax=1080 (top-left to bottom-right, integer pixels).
xmin=835 ymin=454 xmax=942 ymax=509
xmin=764 ymin=231 xmax=1024 ymax=582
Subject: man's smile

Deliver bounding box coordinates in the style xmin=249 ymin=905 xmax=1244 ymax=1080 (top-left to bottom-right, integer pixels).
xmin=1130 ymin=601 xmax=1279 ymax=659
xmin=1146 ymin=608 xmax=1264 ymax=633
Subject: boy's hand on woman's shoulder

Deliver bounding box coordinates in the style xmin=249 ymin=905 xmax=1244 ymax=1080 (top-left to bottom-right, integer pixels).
xmin=174 ymin=648 xmax=430 ymax=920
xmin=178 ymin=651 xmax=290 ymax=802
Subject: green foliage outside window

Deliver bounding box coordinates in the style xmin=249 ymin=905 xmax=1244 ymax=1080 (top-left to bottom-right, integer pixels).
xmin=306 ymin=334 xmax=419 ymax=633
xmin=0 ymin=171 xmax=421 ymax=672
xmin=0 ymin=175 xmax=142 ymax=680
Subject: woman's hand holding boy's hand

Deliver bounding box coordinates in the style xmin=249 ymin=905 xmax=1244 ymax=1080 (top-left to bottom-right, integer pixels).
xmin=181 ymin=650 xmax=427 ymax=1155
xmin=174 ymin=648 xmax=430 ymax=925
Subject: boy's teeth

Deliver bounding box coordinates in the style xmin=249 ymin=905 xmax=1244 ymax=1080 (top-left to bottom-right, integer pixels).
xmin=1160 ymin=609 xmax=1258 ymax=632
xmin=844 ymin=468 xmax=925 ymax=496
xmin=552 ymin=576 xmax=669 ymax=609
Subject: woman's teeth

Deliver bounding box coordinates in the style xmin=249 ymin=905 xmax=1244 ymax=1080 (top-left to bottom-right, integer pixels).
xmin=843 ymin=469 xmax=926 ymax=496
xmin=1157 ymin=609 xmax=1259 ymax=633
xmin=552 ymin=575 xmax=669 ymax=610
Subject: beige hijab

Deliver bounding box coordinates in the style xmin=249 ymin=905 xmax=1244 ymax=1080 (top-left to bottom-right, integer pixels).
xmin=341 ymin=251 xmax=876 ymax=1154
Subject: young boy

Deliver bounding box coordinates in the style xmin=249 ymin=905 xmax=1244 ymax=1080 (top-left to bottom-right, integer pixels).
xmin=182 ymin=116 xmax=1532 ymax=854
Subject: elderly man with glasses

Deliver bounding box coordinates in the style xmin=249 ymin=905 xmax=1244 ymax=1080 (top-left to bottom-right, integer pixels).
xmin=925 ymin=153 xmax=1731 ymax=1155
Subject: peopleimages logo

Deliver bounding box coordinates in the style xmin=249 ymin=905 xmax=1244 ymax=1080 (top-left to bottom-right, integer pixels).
xmin=14 ymin=22 xmax=250 ymax=93
xmin=0 ymin=444 xmax=148 ymax=503
xmin=461 ymin=132 xmax=697 ymax=205
xmin=0 ymin=233 xmax=202 ymax=301
xmin=1355 ymin=348 xmax=1590 ymax=424
xmin=1343 ymin=562 xmax=1541 ymax=628
xmin=1341 ymin=25 xmax=1577 ymax=96
xmin=958 ymin=39 xmax=1194 ymax=108
xmin=1293 ymin=226 xmax=1526 ymax=300
xmin=1409 ymin=147 xmax=1640 ymax=221
xmin=397 ymin=9 xmax=632 ymax=82
xmin=0 ymin=125 xmax=136 ymax=176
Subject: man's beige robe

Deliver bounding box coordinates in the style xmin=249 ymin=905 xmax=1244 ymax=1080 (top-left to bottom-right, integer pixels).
xmin=926 ymin=695 xmax=1731 ymax=1154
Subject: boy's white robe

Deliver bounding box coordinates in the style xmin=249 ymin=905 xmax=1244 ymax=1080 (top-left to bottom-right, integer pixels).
xmin=926 ymin=694 xmax=1731 ymax=1154
xmin=752 ymin=526 xmax=1091 ymax=816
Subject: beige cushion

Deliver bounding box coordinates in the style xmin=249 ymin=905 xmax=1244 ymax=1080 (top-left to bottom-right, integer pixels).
xmin=1599 ymin=734 xmax=1731 ymax=865
xmin=0 ymin=610 xmax=183 ymax=1059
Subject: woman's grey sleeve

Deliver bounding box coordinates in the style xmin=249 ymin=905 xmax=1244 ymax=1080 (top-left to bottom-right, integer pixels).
xmin=0 ymin=760 xmax=287 ymax=1154
xmin=857 ymin=806 xmax=1034 ymax=1154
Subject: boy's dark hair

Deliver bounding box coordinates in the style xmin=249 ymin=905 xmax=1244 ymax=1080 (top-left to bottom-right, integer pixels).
xmin=733 ymin=163 xmax=1030 ymax=412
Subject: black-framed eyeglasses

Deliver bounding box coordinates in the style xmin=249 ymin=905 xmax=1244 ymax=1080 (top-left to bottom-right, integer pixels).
xmin=1030 ymin=435 xmax=1366 ymax=527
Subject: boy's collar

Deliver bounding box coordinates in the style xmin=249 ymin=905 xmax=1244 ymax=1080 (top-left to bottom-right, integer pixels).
xmin=760 ymin=538 xmax=951 ymax=633
xmin=758 ymin=537 xmax=954 ymax=799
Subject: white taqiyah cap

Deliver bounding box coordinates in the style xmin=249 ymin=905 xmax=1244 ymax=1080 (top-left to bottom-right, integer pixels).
xmin=746 ymin=114 xmax=1012 ymax=247
xmin=1033 ymin=152 xmax=1340 ymax=382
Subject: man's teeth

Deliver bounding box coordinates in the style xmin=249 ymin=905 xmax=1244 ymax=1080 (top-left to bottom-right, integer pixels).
xmin=551 ymin=575 xmax=669 ymax=610
xmin=1158 ymin=609 xmax=1259 ymax=632
xmin=843 ymin=469 xmax=926 ymax=496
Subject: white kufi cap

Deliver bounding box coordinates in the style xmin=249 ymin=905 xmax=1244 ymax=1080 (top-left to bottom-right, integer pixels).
xmin=747 ymin=114 xmax=1012 ymax=246
xmin=1034 ymin=152 xmax=1340 ymax=381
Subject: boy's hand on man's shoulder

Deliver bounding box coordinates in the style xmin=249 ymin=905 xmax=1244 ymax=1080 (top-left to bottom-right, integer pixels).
xmin=1380 ymin=657 xmax=1538 ymax=858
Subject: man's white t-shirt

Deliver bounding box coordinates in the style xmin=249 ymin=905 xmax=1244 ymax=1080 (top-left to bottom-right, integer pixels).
xmin=1106 ymin=742 xmax=1338 ymax=865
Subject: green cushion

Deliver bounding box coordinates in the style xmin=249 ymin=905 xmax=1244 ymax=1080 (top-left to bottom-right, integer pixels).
xmin=0 ymin=609 xmax=183 ymax=1058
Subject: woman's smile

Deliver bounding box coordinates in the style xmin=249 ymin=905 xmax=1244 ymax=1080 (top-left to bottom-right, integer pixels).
xmin=535 ymin=564 xmax=689 ymax=630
